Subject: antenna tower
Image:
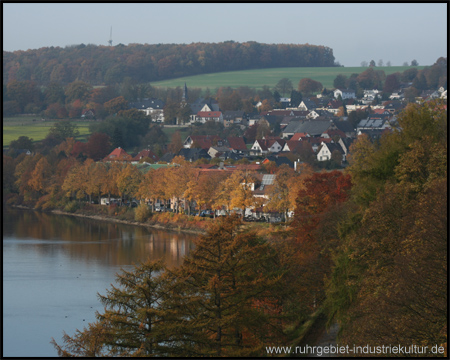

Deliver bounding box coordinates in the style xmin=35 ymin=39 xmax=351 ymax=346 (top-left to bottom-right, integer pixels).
xmin=108 ymin=26 xmax=113 ymax=46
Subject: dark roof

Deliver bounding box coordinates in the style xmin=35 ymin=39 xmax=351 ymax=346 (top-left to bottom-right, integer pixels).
xmin=129 ymin=98 xmax=165 ymax=109
xmin=178 ymin=148 xmax=211 ymax=162
xmin=264 ymin=155 xmax=294 ymax=168
xmin=323 ymin=143 xmax=346 ymax=155
xmin=160 ymin=153 xmax=175 ymax=163
xmin=223 ymin=110 xmax=245 ymax=120
xmin=295 ymin=120 xmax=333 ymax=136
xmin=190 ymin=98 xmax=220 ymax=113
xmin=333 ymin=119 xmax=355 ymax=133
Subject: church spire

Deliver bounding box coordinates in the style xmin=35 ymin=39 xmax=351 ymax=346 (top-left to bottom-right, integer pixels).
xmin=182 ymin=82 xmax=188 ymax=102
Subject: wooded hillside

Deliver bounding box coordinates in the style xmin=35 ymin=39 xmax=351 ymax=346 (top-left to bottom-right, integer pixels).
xmin=3 ymin=41 xmax=336 ymax=85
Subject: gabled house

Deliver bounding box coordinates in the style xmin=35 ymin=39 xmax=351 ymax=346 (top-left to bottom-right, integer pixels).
xmin=356 ymin=118 xmax=391 ymax=133
xmin=184 ymin=135 xmax=223 ymax=149
xmin=317 ymin=142 xmax=346 ymax=162
xmin=333 ymin=88 xmax=356 ymax=100
xmin=308 ymin=137 xmax=334 ymax=153
xmin=250 ymin=138 xmax=285 ymax=154
xmin=227 ymin=137 xmax=248 ymax=153
xmin=262 ymin=155 xmax=294 ymax=168
xmin=223 ymin=110 xmax=246 ymax=127
xmin=129 ymin=98 xmax=165 ymax=122
xmin=290 ymin=132 xmax=309 ymax=141
xmin=193 ymin=111 xmax=223 ymax=124
xmin=81 ymin=108 xmax=95 ymax=119
xmin=178 ymin=148 xmax=211 ymax=162
xmin=298 ymin=99 xmax=317 ymax=111
xmin=104 ymin=147 xmax=132 ymax=162
xmin=131 ymin=149 xmax=160 ymax=163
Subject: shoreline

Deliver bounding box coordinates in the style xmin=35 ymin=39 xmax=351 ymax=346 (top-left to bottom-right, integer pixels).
xmin=9 ymin=205 xmax=207 ymax=235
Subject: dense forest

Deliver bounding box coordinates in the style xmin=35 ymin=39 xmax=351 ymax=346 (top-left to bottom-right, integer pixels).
xmin=3 ymin=41 xmax=336 ymax=85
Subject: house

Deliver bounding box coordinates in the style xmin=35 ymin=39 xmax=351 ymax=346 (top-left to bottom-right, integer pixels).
xmin=290 ymin=132 xmax=309 ymax=141
xmin=298 ymin=99 xmax=317 ymax=111
xmin=282 ymin=139 xmax=308 ymax=153
xmin=308 ymin=137 xmax=334 ymax=153
xmin=262 ymin=155 xmax=294 ymax=168
xmin=333 ymin=119 xmax=356 ymax=138
xmin=223 ymin=110 xmax=246 ymax=127
xmin=356 ymin=118 xmax=391 ymax=133
xmin=361 ymin=89 xmax=382 ymax=105
xmin=177 ymin=148 xmax=211 ymax=162
xmin=129 ymin=98 xmax=165 ymax=122
xmin=227 ymin=136 xmax=248 ymax=153
xmin=250 ymin=138 xmax=285 ymax=155
xmin=189 ymin=98 xmax=220 ymax=114
xmin=131 ymin=149 xmax=160 ymax=163
xmin=81 ymin=109 xmax=95 ymax=119
xmin=184 ymin=135 xmax=223 ymax=149
xmin=193 ymin=111 xmax=223 ymax=124
xmin=317 ymin=142 xmax=346 ymax=162
xmin=357 ymin=128 xmax=392 ymax=141
xmin=208 ymin=146 xmax=233 ymax=159
xmin=104 ymin=147 xmax=132 ymax=162
xmin=334 ymin=88 xmax=356 ymax=100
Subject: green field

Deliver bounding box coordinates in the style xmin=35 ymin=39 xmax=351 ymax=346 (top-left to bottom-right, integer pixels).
xmin=3 ymin=116 xmax=92 ymax=147
xmin=151 ymin=66 xmax=425 ymax=92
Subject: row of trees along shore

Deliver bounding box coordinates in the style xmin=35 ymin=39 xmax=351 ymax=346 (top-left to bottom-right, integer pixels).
xmin=3 ymin=100 xmax=445 ymax=356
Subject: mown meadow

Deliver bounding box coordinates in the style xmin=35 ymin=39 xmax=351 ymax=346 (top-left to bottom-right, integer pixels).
xmin=3 ymin=116 xmax=92 ymax=147
xmin=151 ymin=65 xmax=425 ymax=91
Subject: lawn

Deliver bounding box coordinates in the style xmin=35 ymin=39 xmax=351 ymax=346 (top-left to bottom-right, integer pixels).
xmin=151 ymin=66 xmax=425 ymax=92
xmin=3 ymin=116 xmax=92 ymax=147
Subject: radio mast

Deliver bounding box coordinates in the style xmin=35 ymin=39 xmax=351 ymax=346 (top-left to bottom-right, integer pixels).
xmin=108 ymin=26 xmax=113 ymax=46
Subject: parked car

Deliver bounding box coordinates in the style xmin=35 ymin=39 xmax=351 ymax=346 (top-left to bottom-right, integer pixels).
xmin=200 ymin=210 xmax=214 ymax=218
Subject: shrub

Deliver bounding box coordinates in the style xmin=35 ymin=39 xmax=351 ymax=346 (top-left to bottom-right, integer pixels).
xmin=135 ymin=203 xmax=151 ymax=222
xmin=64 ymin=200 xmax=79 ymax=213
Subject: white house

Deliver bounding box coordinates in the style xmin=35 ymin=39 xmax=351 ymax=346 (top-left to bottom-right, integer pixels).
xmin=334 ymin=89 xmax=356 ymax=100
xmin=317 ymin=143 xmax=346 ymax=162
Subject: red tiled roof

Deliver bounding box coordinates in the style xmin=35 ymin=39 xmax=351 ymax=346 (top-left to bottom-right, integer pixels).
xmin=188 ymin=135 xmax=222 ymax=150
xmin=104 ymin=147 xmax=131 ymax=161
xmin=290 ymin=132 xmax=308 ymax=141
xmin=227 ymin=136 xmax=247 ymax=151
xmin=132 ymin=149 xmax=160 ymax=162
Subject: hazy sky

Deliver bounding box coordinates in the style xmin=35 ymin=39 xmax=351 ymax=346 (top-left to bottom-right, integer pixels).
xmin=3 ymin=3 xmax=447 ymax=67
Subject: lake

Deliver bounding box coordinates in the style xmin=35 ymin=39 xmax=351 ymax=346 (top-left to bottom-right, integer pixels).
xmin=2 ymin=208 xmax=197 ymax=357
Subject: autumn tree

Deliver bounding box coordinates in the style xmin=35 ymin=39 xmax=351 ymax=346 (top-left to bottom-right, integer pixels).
xmin=86 ymin=132 xmax=111 ymax=161
xmin=167 ymin=131 xmax=184 ymax=154
xmin=52 ymin=260 xmax=173 ymax=356
xmin=166 ymin=216 xmax=287 ymax=356
xmin=291 ymin=171 xmax=352 ymax=310
xmin=103 ymin=96 xmax=129 ymax=115
xmin=325 ymin=100 xmax=447 ymax=352
xmin=298 ymin=78 xmax=323 ymax=96
xmin=64 ymin=81 xmax=92 ymax=104
xmin=115 ymin=163 xmax=143 ymax=204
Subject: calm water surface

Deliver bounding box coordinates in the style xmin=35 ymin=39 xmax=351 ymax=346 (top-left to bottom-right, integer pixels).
xmin=3 ymin=208 xmax=196 ymax=357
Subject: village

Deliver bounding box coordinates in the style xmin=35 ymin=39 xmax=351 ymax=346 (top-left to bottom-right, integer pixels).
xmin=90 ymin=81 xmax=446 ymax=221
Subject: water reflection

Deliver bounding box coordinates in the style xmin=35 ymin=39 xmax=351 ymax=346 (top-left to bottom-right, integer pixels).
xmin=3 ymin=208 xmax=196 ymax=268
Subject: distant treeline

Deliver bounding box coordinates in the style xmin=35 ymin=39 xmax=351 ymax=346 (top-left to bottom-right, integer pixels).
xmin=3 ymin=41 xmax=336 ymax=85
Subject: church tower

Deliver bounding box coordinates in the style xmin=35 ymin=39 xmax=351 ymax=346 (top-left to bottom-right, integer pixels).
xmin=182 ymin=82 xmax=188 ymax=102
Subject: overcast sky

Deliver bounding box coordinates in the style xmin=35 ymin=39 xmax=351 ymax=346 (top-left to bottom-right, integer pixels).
xmin=3 ymin=3 xmax=447 ymax=67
